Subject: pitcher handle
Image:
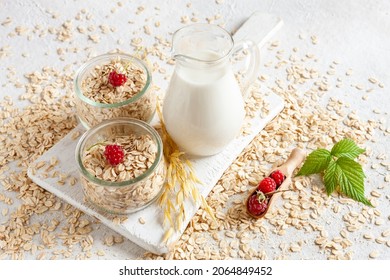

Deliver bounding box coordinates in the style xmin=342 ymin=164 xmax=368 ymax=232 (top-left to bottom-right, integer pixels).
xmin=231 ymin=40 xmax=260 ymax=97
xmin=231 ymin=12 xmax=283 ymax=98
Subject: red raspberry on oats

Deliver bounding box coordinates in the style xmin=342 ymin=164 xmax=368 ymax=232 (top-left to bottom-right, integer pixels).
xmin=104 ymin=144 xmax=124 ymax=166
xmin=108 ymin=71 xmax=127 ymax=87
xmin=247 ymin=192 xmax=268 ymax=216
xmin=269 ymin=170 xmax=285 ymax=187
xmin=257 ymin=177 xmax=277 ymax=194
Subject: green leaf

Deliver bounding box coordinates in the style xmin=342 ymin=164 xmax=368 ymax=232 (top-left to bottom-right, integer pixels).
xmin=331 ymin=138 xmax=365 ymax=159
xmin=324 ymin=159 xmax=337 ymax=195
xmin=335 ymin=157 xmax=372 ymax=206
xmin=296 ymin=149 xmax=331 ymax=176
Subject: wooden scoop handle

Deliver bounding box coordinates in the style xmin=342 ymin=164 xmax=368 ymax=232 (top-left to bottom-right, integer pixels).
xmin=275 ymin=148 xmax=306 ymax=178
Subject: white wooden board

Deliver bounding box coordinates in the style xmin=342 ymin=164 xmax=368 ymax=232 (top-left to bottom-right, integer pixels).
xmin=27 ymin=91 xmax=284 ymax=255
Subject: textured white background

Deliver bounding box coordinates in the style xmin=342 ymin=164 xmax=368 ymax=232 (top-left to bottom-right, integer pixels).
xmin=0 ymin=0 xmax=389 ymax=259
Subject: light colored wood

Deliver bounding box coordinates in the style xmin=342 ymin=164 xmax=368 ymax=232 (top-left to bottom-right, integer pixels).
xmin=233 ymin=12 xmax=284 ymax=48
xmin=275 ymin=148 xmax=307 ymax=178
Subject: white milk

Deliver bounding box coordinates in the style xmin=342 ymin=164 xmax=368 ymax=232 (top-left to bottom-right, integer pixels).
xmin=163 ymin=51 xmax=245 ymax=156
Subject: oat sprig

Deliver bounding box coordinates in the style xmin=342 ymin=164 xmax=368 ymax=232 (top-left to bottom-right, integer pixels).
xmin=156 ymin=103 xmax=215 ymax=243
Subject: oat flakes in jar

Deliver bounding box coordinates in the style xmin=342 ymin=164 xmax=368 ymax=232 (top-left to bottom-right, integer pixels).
xmin=74 ymin=53 xmax=155 ymax=129
xmin=75 ymin=118 xmax=165 ymax=215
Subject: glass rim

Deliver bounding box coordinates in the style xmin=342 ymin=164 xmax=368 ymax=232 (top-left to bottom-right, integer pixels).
xmin=75 ymin=118 xmax=163 ymax=187
xmin=74 ymin=53 xmax=152 ymax=108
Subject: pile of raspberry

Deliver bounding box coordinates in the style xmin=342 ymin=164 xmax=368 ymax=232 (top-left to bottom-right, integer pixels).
xmin=247 ymin=170 xmax=285 ymax=216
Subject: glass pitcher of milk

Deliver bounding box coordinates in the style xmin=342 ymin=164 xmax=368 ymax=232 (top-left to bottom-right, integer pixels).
xmin=162 ymin=23 xmax=260 ymax=156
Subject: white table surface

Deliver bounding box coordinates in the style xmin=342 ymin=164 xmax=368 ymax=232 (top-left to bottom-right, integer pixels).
xmin=0 ymin=0 xmax=389 ymax=260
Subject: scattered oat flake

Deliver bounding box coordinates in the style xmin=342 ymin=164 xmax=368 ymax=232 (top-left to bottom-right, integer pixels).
xmin=97 ymin=250 xmax=105 ymax=256
xmin=370 ymin=190 xmax=381 ymax=198
xmin=375 ymin=219 xmax=384 ymax=226
xmin=181 ymin=16 xmax=189 ymax=24
xmin=88 ymin=34 xmax=100 ymax=43
xmin=368 ymin=77 xmax=378 ymax=84
xmin=1 ymin=17 xmax=12 ymax=26
xmin=369 ymin=251 xmax=379 ymax=259
xmin=382 ymin=229 xmax=390 ymax=237
xmin=114 ymin=236 xmax=124 ymax=244
xmin=71 ymin=131 xmax=81 ymax=140
xmin=290 ymin=244 xmax=301 ymax=252
xmin=1 ymin=208 xmax=8 ymax=216
xmin=355 ymin=84 xmax=364 ymax=90
xmin=69 ymin=177 xmax=77 ymax=186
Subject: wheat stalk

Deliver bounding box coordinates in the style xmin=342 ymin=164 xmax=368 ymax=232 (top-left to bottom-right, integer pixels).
xmin=156 ymin=103 xmax=216 ymax=243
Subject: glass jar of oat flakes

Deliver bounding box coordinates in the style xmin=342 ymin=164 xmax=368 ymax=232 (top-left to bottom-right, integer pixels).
xmin=74 ymin=53 xmax=155 ymax=129
xmin=75 ymin=118 xmax=165 ymax=215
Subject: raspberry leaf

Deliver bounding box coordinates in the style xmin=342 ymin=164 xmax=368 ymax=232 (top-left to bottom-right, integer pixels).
xmin=296 ymin=149 xmax=331 ymax=176
xmin=324 ymin=159 xmax=337 ymax=195
xmin=297 ymin=138 xmax=372 ymax=207
xmin=335 ymin=157 xmax=372 ymax=206
xmin=330 ymin=138 xmax=365 ymax=159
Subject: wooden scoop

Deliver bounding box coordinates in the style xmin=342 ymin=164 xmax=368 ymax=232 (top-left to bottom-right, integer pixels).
xmin=246 ymin=148 xmax=306 ymax=219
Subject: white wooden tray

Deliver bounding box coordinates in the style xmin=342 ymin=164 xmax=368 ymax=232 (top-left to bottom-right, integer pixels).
xmin=27 ymin=91 xmax=283 ymax=255
xmin=27 ymin=12 xmax=284 ymax=255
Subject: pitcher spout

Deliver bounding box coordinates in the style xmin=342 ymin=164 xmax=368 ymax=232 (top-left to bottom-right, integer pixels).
xmin=170 ymin=23 xmax=234 ymax=64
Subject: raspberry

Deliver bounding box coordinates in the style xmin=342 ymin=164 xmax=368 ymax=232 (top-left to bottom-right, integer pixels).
xmin=108 ymin=71 xmax=127 ymax=87
xmin=269 ymin=170 xmax=285 ymax=187
xmin=104 ymin=144 xmax=124 ymax=166
xmin=247 ymin=192 xmax=268 ymax=216
xmin=257 ymin=177 xmax=277 ymax=194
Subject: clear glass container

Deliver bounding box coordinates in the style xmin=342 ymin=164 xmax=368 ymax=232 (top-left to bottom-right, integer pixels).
xmin=74 ymin=53 xmax=155 ymax=129
xmin=75 ymin=118 xmax=165 ymax=215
